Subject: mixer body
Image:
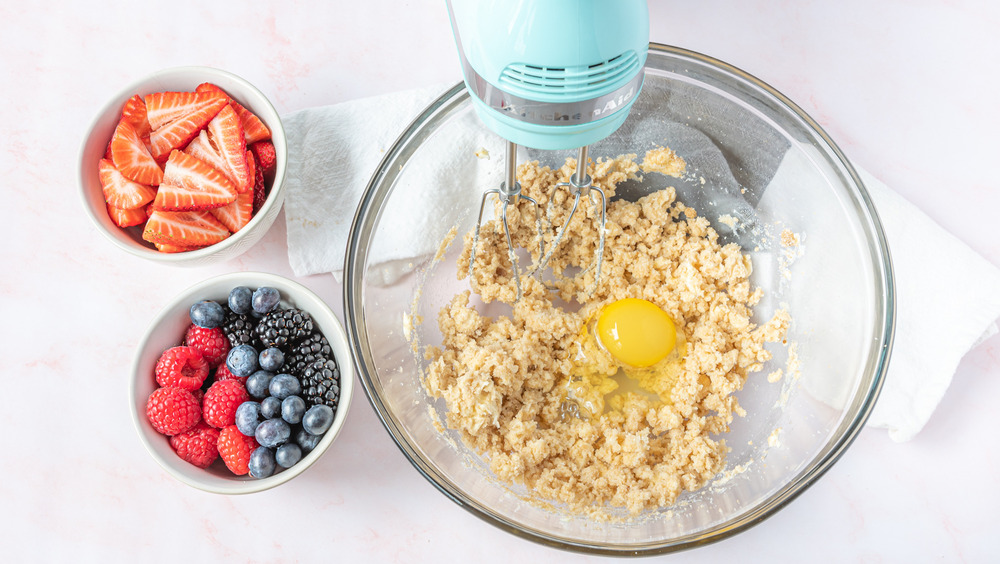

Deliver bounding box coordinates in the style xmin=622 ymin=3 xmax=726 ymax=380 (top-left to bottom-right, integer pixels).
xmin=446 ymin=0 xmax=649 ymax=151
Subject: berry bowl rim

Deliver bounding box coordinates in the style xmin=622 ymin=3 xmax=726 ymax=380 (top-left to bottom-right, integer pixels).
xmin=78 ymin=65 xmax=288 ymax=266
xmin=129 ymin=271 xmax=353 ymax=494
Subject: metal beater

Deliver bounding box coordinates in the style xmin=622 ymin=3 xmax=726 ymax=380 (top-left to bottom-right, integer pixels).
xmin=467 ymin=140 xmax=542 ymax=300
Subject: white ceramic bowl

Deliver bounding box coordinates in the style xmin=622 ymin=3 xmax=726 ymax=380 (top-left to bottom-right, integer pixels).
xmin=79 ymin=66 xmax=287 ymax=266
xmin=130 ymin=272 xmax=353 ymax=494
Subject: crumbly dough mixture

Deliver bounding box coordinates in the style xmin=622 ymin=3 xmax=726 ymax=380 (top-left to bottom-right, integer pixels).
xmin=423 ymin=149 xmax=789 ymax=516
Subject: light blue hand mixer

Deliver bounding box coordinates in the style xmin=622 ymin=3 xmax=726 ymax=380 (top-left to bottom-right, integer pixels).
xmin=447 ymin=0 xmax=650 ymax=297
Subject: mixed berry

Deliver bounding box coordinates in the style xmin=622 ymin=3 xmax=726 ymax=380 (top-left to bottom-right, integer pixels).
xmin=144 ymin=285 xmax=341 ymax=478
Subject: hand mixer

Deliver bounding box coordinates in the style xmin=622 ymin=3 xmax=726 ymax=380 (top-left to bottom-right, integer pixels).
xmin=447 ymin=0 xmax=649 ymax=299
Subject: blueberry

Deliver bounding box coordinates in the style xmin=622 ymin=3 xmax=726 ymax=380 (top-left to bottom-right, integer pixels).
xmin=227 ymin=345 xmax=259 ymax=378
xmin=275 ymin=443 xmax=302 ymax=468
xmin=260 ymin=396 xmax=282 ymax=419
xmin=302 ymin=404 xmax=334 ymax=435
xmin=269 ymin=373 xmax=301 ymax=400
xmin=190 ymin=300 xmax=225 ymax=329
xmin=248 ymin=446 xmax=276 ymax=479
xmin=245 ymin=370 xmax=274 ymax=399
xmin=252 ymin=287 xmax=280 ymax=315
xmin=255 ymin=418 xmax=291 ymax=448
xmin=228 ymin=286 xmax=253 ymax=315
xmin=235 ymin=401 xmax=262 ymax=436
xmin=281 ymin=396 xmax=306 ymax=424
xmin=295 ymin=429 xmax=322 ymax=453
xmin=259 ymin=347 xmax=285 ymax=372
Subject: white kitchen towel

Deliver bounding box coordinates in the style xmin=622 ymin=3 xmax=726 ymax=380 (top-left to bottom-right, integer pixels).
xmin=281 ymin=85 xmax=1000 ymax=442
xmin=858 ymin=168 xmax=1000 ymax=440
xmin=282 ymin=84 xmax=460 ymax=282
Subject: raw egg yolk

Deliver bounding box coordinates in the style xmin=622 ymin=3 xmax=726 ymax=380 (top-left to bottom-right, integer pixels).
xmin=596 ymin=298 xmax=676 ymax=368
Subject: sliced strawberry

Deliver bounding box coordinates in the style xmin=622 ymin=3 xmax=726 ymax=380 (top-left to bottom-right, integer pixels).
xmin=210 ymin=191 xmax=253 ymax=233
xmin=154 ymin=242 xmax=201 ymax=253
xmin=183 ymin=105 xmax=250 ymax=193
xmin=143 ymin=210 xmax=230 ymax=247
xmin=195 ymin=83 xmax=271 ymax=144
xmin=153 ymin=151 xmax=238 ymax=211
xmin=121 ymin=94 xmax=152 ymax=141
xmin=107 ymin=203 xmax=148 ymax=228
xmin=184 ymin=131 xmax=229 ymax=183
xmin=250 ymin=150 xmax=266 ymax=214
xmin=99 ymin=158 xmax=157 ymax=209
xmin=209 ymin=151 xmax=255 ymax=232
xmin=110 ymin=120 xmax=163 ymax=186
xmin=146 ymin=92 xmax=227 ymax=163
xmin=145 ymin=91 xmax=228 ymax=129
xmin=248 ymin=140 xmax=276 ymax=179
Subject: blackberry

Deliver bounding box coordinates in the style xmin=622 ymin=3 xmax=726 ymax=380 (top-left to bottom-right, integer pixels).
xmin=255 ymin=308 xmax=314 ymax=349
xmin=300 ymin=358 xmax=340 ymax=410
xmin=221 ymin=311 xmax=258 ymax=349
xmin=285 ymin=332 xmax=333 ymax=375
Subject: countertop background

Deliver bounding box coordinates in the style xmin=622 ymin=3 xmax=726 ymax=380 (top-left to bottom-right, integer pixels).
xmin=4 ymin=1 xmax=999 ymax=561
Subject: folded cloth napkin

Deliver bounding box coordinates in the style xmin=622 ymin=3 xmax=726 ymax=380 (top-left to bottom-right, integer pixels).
xmin=281 ymin=85 xmax=1000 ymax=442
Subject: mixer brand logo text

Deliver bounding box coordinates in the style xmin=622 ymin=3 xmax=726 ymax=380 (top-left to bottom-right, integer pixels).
xmin=498 ymin=86 xmax=636 ymax=124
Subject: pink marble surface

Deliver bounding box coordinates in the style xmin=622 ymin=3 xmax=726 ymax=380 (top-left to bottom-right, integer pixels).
xmin=3 ymin=1 xmax=998 ymax=561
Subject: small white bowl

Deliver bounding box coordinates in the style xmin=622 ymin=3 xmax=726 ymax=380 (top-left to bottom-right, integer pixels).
xmin=79 ymin=66 xmax=287 ymax=266
xmin=129 ymin=272 xmax=353 ymax=494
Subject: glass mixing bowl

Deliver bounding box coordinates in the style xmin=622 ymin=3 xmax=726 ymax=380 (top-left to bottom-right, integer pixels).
xmin=345 ymin=44 xmax=894 ymax=555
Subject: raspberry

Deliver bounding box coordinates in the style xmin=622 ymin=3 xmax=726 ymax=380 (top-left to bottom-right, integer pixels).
xmin=146 ymin=386 xmax=201 ymax=436
xmin=217 ymin=425 xmax=257 ymax=475
xmin=184 ymin=325 xmax=231 ymax=367
xmin=154 ymin=346 xmax=209 ymax=390
xmin=203 ymin=379 xmax=250 ymax=428
xmin=214 ymin=362 xmax=246 ymax=384
xmin=169 ymin=421 xmax=220 ymax=468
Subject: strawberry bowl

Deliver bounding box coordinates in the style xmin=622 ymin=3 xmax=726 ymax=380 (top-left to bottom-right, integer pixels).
xmin=130 ymin=272 xmax=353 ymax=494
xmin=79 ymin=66 xmax=287 ymax=266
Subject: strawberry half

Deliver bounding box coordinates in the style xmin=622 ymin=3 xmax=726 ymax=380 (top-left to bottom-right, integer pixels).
xmin=121 ymin=94 xmax=152 ymax=141
xmin=99 ymin=158 xmax=157 ymax=209
xmin=110 ymin=120 xmax=163 ymax=186
xmin=107 ymin=203 xmax=148 ymax=228
xmin=146 ymin=92 xmax=228 ymax=163
xmin=195 ymin=83 xmax=270 ymax=144
xmin=248 ymin=140 xmax=276 ymax=179
xmin=209 ymin=190 xmax=253 ymax=233
xmin=183 ymin=104 xmax=250 ymax=193
xmin=153 ymin=150 xmax=238 ymax=211
xmin=143 ymin=210 xmax=230 ymax=247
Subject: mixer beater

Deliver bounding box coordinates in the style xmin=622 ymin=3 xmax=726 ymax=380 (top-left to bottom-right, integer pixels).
xmin=536 ymin=145 xmax=608 ymax=293
xmin=467 ymin=140 xmax=543 ymax=300
xmin=448 ymin=0 xmax=649 ymax=298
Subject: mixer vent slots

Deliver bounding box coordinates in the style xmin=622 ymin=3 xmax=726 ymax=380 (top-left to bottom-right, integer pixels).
xmin=499 ymin=50 xmax=640 ymax=98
